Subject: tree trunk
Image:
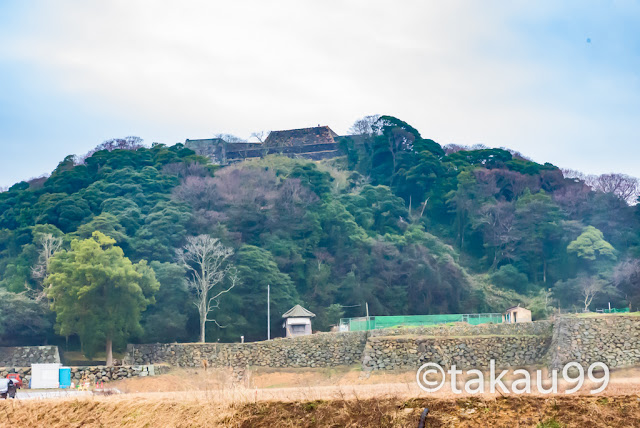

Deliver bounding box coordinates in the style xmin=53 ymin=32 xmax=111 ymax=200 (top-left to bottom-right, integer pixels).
xmin=106 ymin=338 xmax=113 ymax=367
xmin=200 ymin=317 xmax=206 ymax=343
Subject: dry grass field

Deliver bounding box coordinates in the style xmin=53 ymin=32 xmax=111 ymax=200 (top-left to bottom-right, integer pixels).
xmin=2 ymin=366 xmax=640 ymax=427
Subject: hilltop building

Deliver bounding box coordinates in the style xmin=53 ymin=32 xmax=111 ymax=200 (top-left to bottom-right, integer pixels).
xmin=185 ymin=126 xmax=346 ymax=165
xmin=263 ymin=126 xmax=341 ymax=160
xmin=183 ymin=138 xmax=264 ymax=164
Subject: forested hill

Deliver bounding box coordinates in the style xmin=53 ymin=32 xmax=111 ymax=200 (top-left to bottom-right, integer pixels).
xmin=1 ymin=116 xmax=639 ymax=349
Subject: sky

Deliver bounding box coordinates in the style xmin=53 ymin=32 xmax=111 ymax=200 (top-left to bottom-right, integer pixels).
xmin=0 ymin=0 xmax=639 ymax=188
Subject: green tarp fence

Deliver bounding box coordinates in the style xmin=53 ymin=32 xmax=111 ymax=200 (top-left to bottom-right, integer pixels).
xmin=599 ymin=307 xmax=630 ymax=314
xmin=341 ymin=313 xmax=503 ymax=331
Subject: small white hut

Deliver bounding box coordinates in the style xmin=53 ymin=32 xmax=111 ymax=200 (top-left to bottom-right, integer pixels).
xmin=503 ymin=305 xmax=532 ymax=323
xmin=282 ymin=304 xmax=315 ymax=337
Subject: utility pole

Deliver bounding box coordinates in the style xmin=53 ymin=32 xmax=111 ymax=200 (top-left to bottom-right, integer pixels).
xmin=365 ymin=302 xmax=370 ymax=330
xmin=267 ymin=284 xmax=271 ymax=340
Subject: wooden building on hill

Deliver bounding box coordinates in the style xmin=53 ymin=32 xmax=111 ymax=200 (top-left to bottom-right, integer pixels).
xmin=184 ymin=138 xmax=264 ymax=164
xmin=265 ymin=126 xmax=338 ymax=146
xmin=263 ymin=126 xmax=341 ymax=160
xmin=185 ymin=125 xmax=345 ymax=165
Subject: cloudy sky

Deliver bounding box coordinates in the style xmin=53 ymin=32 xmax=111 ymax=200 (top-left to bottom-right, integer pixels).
xmin=0 ymin=1 xmax=638 ymax=188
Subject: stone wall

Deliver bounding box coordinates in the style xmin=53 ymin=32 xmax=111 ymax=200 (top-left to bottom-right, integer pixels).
xmin=0 ymin=346 xmax=60 ymax=367
xmin=551 ymin=315 xmax=640 ymax=369
xmin=362 ymin=335 xmax=551 ymax=371
xmin=0 ymin=364 xmax=169 ymax=386
xmin=370 ymin=321 xmax=553 ymax=338
xmin=126 ymin=331 xmax=368 ymax=369
xmin=124 ymin=316 xmax=640 ymax=374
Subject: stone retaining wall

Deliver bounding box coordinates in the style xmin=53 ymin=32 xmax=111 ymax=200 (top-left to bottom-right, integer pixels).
xmin=551 ymin=315 xmax=640 ymax=369
xmin=0 ymin=364 xmax=169 ymax=385
xmin=124 ymin=316 xmax=640 ymax=374
xmin=126 ymin=331 xmax=368 ymax=369
xmin=370 ymin=320 xmax=553 ymax=338
xmin=0 ymin=346 xmax=60 ymax=367
xmin=362 ymin=335 xmax=551 ymax=371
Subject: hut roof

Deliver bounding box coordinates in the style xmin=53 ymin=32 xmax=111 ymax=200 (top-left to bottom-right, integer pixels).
xmin=505 ymin=305 xmax=530 ymax=312
xmin=282 ymin=304 xmax=316 ymax=318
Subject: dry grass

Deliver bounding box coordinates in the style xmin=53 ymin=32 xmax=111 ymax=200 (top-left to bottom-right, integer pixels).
xmin=2 ymin=394 xmax=640 ymax=427
xmin=3 ymin=366 xmax=640 ymax=427
xmin=572 ymin=312 xmax=640 ymax=318
xmin=108 ymin=365 xmax=640 ymax=398
xmin=228 ymin=395 xmax=640 ymax=427
xmin=109 ymin=366 xmax=414 ymax=394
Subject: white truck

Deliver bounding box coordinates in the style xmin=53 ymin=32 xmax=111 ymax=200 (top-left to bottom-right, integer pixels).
xmin=0 ymin=378 xmax=18 ymax=399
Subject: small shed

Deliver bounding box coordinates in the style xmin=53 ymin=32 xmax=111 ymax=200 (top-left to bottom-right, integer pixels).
xmin=503 ymin=305 xmax=532 ymax=323
xmin=282 ymin=305 xmax=315 ymax=337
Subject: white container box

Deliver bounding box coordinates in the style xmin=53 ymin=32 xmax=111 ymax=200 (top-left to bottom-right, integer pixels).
xmin=30 ymin=363 xmax=61 ymax=389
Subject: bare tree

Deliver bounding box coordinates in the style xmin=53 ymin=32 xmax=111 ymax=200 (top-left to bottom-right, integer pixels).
xmin=216 ymin=133 xmax=246 ymax=143
xmin=500 ymin=147 xmax=533 ymax=161
xmin=250 ymin=131 xmax=268 ymax=143
xmin=562 ymin=170 xmax=639 ymax=205
xmin=349 ymin=115 xmax=382 ymax=136
xmin=612 ymin=259 xmax=640 ymax=308
xmin=443 ymin=143 xmax=489 ymax=154
xmin=31 ymin=233 xmax=63 ymax=300
xmin=592 ymin=173 xmax=640 ymax=205
xmin=562 ymin=168 xmax=588 ymax=182
xmin=553 ymin=181 xmax=591 ymax=217
xmin=613 ymin=259 xmax=640 ymax=287
xmin=79 ymin=136 xmax=146 ymax=163
xmin=172 ymin=175 xmax=219 ymax=211
xmin=162 ymin=162 xmax=209 ymax=179
xmin=26 ymin=175 xmax=49 ymax=190
xmin=97 ymin=136 xmax=145 ymax=152
xmin=177 ymin=235 xmax=237 ymax=342
xmin=474 ymin=201 xmax=517 ymax=268
xmin=580 ymin=277 xmax=605 ymax=312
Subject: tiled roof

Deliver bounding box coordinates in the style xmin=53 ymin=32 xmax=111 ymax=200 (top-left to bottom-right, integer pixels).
xmin=265 ymin=126 xmax=338 ymax=147
xmin=282 ymin=304 xmax=316 ymax=318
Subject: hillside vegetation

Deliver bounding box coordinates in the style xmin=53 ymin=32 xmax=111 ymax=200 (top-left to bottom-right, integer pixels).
xmin=1 ymin=116 xmax=639 ymax=351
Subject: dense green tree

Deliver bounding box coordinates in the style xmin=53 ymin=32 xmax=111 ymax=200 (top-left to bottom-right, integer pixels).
xmin=490 ymin=265 xmax=530 ymax=294
xmin=46 ymin=232 xmax=159 ymax=364
xmin=74 ymin=213 xmax=129 ymax=246
xmin=513 ymin=190 xmax=564 ymax=283
xmin=141 ymin=261 xmax=193 ymax=343
xmin=339 ymin=185 xmax=408 ymax=236
xmin=446 ymin=170 xmax=479 ymax=249
xmin=567 ymin=226 xmax=617 ymax=265
xmin=232 ymin=245 xmax=298 ymax=341
xmin=0 ymin=289 xmax=53 ymax=346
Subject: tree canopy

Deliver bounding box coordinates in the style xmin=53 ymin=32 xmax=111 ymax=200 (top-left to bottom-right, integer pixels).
xmin=45 ymin=232 xmax=159 ymax=363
